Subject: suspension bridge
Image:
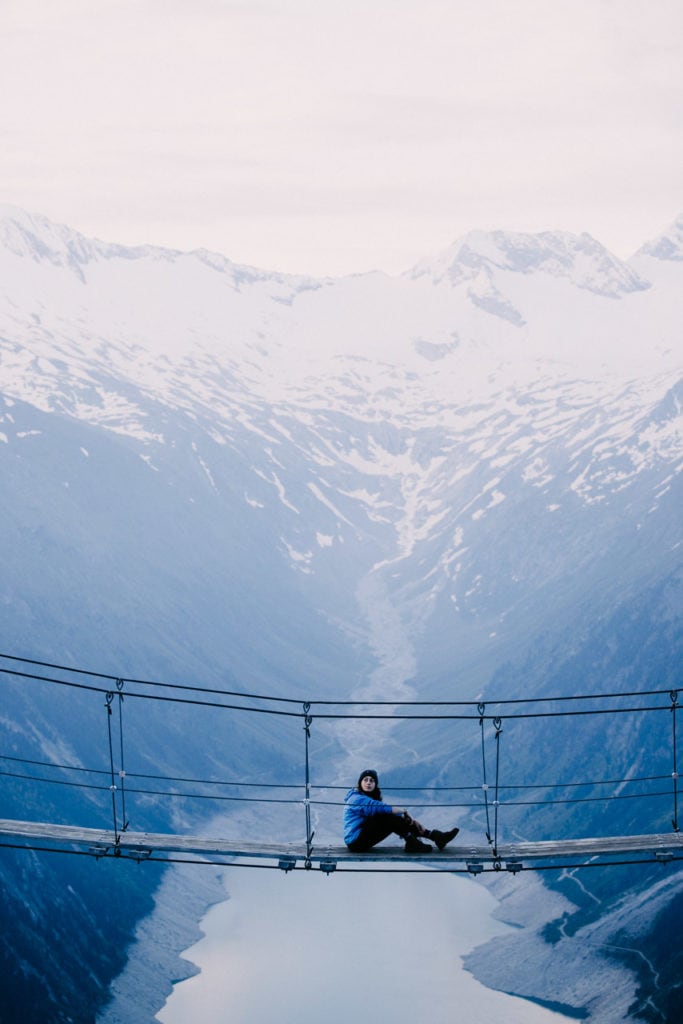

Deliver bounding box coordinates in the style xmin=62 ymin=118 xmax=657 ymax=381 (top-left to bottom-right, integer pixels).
xmin=1 ymin=653 xmax=681 ymax=875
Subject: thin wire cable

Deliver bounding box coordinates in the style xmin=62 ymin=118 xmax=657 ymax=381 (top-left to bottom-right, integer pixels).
xmin=492 ymin=718 xmax=503 ymax=855
xmin=0 ymin=771 xmax=308 ymax=803
xmin=0 ymin=769 xmax=112 ymax=792
xmin=2 ymin=770 xmax=673 ymax=810
xmin=671 ymin=690 xmax=679 ymax=832
xmin=303 ymin=703 xmax=314 ymax=866
xmin=2 ymin=666 xmax=672 ymax=719
xmin=1 ymin=662 xmax=676 ymax=722
xmin=104 ymin=694 xmax=119 ymax=843
xmin=0 ymin=754 xmax=305 ymax=789
xmin=0 ymin=668 xmax=304 ymax=717
xmin=0 ymin=755 xmax=671 ymax=794
xmin=479 ymin=706 xmax=493 ymax=846
xmin=0 ymin=652 xmax=303 ymax=705
xmin=0 ymin=651 xmax=676 ymax=711
xmin=115 ymin=680 xmax=128 ymax=831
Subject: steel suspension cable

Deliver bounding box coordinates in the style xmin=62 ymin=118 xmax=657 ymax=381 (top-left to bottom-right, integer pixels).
xmin=1 ymin=664 xmax=675 ymax=720
xmin=115 ymin=679 xmax=128 ymax=832
xmin=303 ymin=703 xmax=314 ymax=868
xmin=104 ymin=693 xmax=120 ymax=845
xmin=2 ymin=768 xmax=674 ymax=812
xmin=478 ymin=704 xmax=493 ymax=847
xmin=671 ymin=690 xmax=679 ymax=832
xmin=0 ymin=753 xmax=671 ymax=796
xmin=0 ymin=651 xmax=677 ymax=712
xmin=492 ymin=717 xmax=503 ymax=857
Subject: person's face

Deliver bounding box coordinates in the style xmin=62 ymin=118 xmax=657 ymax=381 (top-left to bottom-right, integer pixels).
xmin=360 ymin=775 xmax=376 ymax=793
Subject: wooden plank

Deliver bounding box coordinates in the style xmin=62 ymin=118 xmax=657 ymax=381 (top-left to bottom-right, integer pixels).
xmin=1 ymin=818 xmax=681 ymax=868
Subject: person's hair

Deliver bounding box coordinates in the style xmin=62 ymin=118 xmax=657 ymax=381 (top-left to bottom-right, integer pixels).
xmin=357 ymin=773 xmax=382 ymax=801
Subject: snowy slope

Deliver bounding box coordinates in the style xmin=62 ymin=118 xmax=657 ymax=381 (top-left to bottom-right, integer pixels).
xmin=0 ymin=205 xmax=681 ymax=695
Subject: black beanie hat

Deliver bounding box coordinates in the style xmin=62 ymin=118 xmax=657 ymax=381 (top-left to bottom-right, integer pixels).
xmin=358 ymin=769 xmax=379 ymax=787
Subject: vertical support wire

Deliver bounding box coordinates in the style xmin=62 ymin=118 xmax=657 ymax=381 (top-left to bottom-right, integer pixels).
xmin=303 ymin=702 xmax=314 ymax=867
xmin=671 ymin=690 xmax=679 ymax=833
xmin=478 ymin=703 xmax=493 ymax=846
xmin=116 ymin=678 xmax=129 ymax=832
xmin=104 ymin=692 xmax=120 ymax=848
xmin=492 ymin=717 xmax=503 ymax=858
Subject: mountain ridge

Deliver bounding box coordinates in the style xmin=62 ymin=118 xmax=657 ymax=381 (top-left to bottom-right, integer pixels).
xmin=407 ymin=226 xmax=652 ymax=298
xmin=3 ymin=201 xmax=681 ymax=286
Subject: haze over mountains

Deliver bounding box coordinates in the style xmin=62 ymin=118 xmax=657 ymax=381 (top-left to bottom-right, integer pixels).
xmin=0 ymin=206 xmax=681 ymax=1022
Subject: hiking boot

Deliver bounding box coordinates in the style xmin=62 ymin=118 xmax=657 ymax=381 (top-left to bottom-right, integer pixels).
xmin=404 ymin=835 xmax=432 ymax=853
xmin=430 ymin=827 xmax=459 ymax=851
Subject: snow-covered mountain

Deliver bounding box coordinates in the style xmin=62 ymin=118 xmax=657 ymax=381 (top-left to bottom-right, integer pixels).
xmin=0 ymin=206 xmax=681 ymax=1022
xmin=1 ymin=203 xmax=679 ymax=683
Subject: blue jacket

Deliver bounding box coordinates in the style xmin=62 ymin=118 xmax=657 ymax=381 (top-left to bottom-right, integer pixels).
xmin=343 ymin=788 xmax=392 ymax=844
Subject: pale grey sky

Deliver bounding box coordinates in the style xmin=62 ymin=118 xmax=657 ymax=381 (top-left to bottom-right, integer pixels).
xmin=2 ymin=0 xmax=682 ymax=275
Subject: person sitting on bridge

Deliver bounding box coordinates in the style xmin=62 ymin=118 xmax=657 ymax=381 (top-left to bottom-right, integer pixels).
xmin=344 ymin=768 xmax=459 ymax=853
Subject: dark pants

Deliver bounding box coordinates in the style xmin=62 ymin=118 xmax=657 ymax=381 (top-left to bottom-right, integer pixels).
xmin=346 ymin=813 xmax=411 ymax=852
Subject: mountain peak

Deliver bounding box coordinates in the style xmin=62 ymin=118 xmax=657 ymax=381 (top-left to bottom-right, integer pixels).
xmin=633 ymin=214 xmax=683 ymax=262
xmin=408 ymin=227 xmax=650 ymax=298
xmin=0 ymin=204 xmax=82 ymax=258
xmin=0 ymin=206 xmax=325 ymax=296
xmin=0 ymin=205 xmax=172 ymax=281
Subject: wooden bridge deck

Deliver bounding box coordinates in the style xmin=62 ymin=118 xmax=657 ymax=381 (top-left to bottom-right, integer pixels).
xmin=1 ymin=818 xmax=682 ymax=872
